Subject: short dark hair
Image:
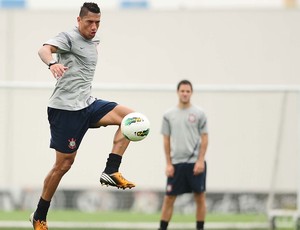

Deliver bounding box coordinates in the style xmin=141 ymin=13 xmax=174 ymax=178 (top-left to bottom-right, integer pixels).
xmin=177 ymin=79 xmax=193 ymax=91
xmin=79 ymin=2 xmax=101 ymax=17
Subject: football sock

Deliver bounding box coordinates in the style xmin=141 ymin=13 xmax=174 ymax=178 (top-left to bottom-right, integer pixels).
xmin=34 ymin=197 xmax=51 ymax=221
xmin=104 ymin=153 xmax=122 ymax=174
xmin=196 ymin=221 xmax=204 ymax=230
xmin=159 ymin=220 xmax=169 ymax=230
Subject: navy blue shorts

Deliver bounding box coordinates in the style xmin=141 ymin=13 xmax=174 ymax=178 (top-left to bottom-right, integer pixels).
xmin=47 ymin=99 xmax=118 ymax=153
xmin=165 ymin=162 xmax=207 ymax=195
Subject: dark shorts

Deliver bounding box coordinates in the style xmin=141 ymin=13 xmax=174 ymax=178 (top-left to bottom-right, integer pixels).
xmin=165 ymin=162 xmax=207 ymax=195
xmin=47 ymin=99 xmax=118 ymax=153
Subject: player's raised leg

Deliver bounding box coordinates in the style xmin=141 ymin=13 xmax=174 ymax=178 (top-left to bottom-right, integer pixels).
xmin=97 ymin=105 xmax=136 ymax=189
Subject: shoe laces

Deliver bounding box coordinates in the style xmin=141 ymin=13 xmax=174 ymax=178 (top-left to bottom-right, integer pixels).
xmin=115 ymin=172 xmax=132 ymax=184
xmin=37 ymin=220 xmax=48 ymax=229
xmin=116 ymin=173 xmax=126 ymax=181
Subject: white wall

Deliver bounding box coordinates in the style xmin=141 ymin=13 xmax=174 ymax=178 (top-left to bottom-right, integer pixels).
xmin=0 ymin=9 xmax=300 ymax=192
xmin=25 ymin=0 xmax=292 ymax=10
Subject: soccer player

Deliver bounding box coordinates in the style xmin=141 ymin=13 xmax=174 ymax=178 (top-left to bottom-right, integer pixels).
xmin=158 ymin=80 xmax=209 ymax=230
xmin=30 ymin=3 xmax=135 ymax=230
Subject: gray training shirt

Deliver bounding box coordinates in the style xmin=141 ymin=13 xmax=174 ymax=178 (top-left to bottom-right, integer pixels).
xmin=45 ymin=26 xmax=100 ymax=111
xmin=161 ymin=105 xmax=208 ymax=164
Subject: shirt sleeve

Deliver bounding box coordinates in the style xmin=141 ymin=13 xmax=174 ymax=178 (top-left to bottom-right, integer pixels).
xmin=199 ymin=112 xmax=208 ymax=134
xmin=44 ymin=32 xmax=72 ymax=53
xmin=161 ymin=115 xmax=171 ymax=136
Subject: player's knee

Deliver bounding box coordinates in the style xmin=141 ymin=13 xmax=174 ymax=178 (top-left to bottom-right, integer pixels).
xmin=194 ymin=192 xmax=206 ymax=203
xmin=55 ymin=159 xmax=74 ymax=175
xmin=164 ymin=195 xmax=176 ymax=205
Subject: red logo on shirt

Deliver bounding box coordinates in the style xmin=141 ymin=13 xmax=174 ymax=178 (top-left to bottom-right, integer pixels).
xmin=188 ymin=113 xmax=196 ymax=123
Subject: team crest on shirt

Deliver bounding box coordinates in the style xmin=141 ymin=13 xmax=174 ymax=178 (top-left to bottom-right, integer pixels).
xmin=68 ymin=138 xmax=77 ymax=150
xmin=188 ymin=113 xmax=197 ymax=123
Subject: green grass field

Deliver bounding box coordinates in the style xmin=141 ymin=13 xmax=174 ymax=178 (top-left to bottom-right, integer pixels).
xmin=0 ymin=210 xmax=294 ymax=230
xmin=0 ymin=210 xmax=267 ymax=222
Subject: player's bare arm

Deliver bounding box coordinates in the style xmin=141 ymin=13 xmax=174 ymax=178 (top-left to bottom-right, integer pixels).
xmin=194 ymin=133 xmax=208 ymax=175
xmin=163 ymin=135 xmax=174 ymax=177
xmin=38 ymin=44 xmax=68 ymax=79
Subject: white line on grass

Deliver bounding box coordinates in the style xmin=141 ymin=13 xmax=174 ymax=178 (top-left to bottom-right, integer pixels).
xmin=0 ymin=221 xmax=274 ymax=229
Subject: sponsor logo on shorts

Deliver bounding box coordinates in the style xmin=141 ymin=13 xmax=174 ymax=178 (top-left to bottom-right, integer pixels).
xmin=167 ymin=184 xmax=172 ymax=193
xmin=68 ymin=138 xmax=77 ymax=150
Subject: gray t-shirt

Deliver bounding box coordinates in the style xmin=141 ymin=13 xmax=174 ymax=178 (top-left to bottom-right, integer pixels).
xmin=161 ymin=105 xmax=208 ymax=164
xmin=45 ymin=27 xmax=100 ymax=110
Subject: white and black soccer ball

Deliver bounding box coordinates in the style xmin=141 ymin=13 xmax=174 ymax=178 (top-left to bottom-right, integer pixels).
xmin=121 ymin=112 xmax=150 ymax=141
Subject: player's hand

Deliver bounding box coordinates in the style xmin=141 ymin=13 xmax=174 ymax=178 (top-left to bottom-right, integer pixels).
xmin=166 ymin=164 xmax=174 ymax=177
xmin=194 ymin=160 xmax=205 ymax=175
xmin=50 ymin=64 xmax=68 ymax=80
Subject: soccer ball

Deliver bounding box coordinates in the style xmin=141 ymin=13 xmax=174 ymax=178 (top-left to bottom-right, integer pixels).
xmin=121 ymin=112 xmax=150 ymax=141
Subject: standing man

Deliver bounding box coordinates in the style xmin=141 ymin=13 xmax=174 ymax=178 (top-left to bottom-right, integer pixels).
xmin=158 ymin=80 xmax=208 ymax=230
xmin=30 ymin=3 xmax=136 ymax=230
